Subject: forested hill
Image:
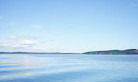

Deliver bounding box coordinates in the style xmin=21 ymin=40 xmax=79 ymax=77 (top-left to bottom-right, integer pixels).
xmin=83 ymin=49 xmax=138 ymax=55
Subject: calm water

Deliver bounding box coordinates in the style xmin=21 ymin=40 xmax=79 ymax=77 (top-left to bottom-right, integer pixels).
xmin=0 ymin=54 xmax=138 ymax=82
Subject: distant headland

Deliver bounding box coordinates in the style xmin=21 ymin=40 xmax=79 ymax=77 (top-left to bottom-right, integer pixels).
xmin=83 ymin=49 xmax=138 ymax=55
xmin=0 ymin=49 xmax=138 ymax=55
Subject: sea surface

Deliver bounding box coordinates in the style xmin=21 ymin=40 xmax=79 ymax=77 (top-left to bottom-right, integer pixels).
xmin=0 ymin=54 xmax=138 ymax=82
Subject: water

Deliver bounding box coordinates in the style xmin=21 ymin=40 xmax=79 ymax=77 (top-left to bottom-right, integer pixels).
xmin=0 ymin=54 xmax=138 ymax=82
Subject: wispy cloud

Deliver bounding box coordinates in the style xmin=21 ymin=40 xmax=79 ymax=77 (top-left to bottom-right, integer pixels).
xmin=0 ymin=39 xmax=36 ymax=51
xmin=39 ymin=40 xmax=55 ymax=44
xmin=2 ymin=34 xmax=55 ymax=52
xmin=8 ymin=34 xmax=40 ymax=40
xmin=19 ymin=40 xmax=36 ymax=45
xmin=8 ymin=34 xmax=26 ymax=39
xmin=32 ymin=25 xmax=41 ymax=29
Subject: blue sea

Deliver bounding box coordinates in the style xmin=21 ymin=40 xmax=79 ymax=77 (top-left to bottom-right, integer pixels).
xmin=0 ymin=54 xmax=138 ymax=82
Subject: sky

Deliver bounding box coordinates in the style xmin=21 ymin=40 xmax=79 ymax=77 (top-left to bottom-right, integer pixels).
xmin=0 ymin=0 xmax=138 ymax=53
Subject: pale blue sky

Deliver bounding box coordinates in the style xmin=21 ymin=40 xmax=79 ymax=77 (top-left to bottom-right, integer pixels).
xmin=0 ymin=0 xmax=138 ymax=53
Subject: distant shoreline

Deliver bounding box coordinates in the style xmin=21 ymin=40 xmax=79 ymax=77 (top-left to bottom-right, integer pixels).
xmin=0 ymin=49 xmax=138 ymax=55
xmin=0 ymin=52 xmax=79 ymax=54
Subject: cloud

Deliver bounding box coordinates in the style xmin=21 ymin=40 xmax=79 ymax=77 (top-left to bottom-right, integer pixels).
xmin=19 ymin=40 xmax=36 ymax=45
xmin=39 ymin=40 xmax=55 ymax=44
xmin=0 ymin=43 xmax=10 ymax=47
xmin=1 ymin=35 xmax=56 ymax=52
xmin=0 ymin=40 xmax=36 ymax=51
xmin=0 ymin=16 xmax=3 ymax=19
xmin=8 ymin=34 xmax=40 ymax=40
xmin=32 ymin=25 xmax=41 ymax=29
xmin=8 ymin=34 xmax=26 ymax=39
